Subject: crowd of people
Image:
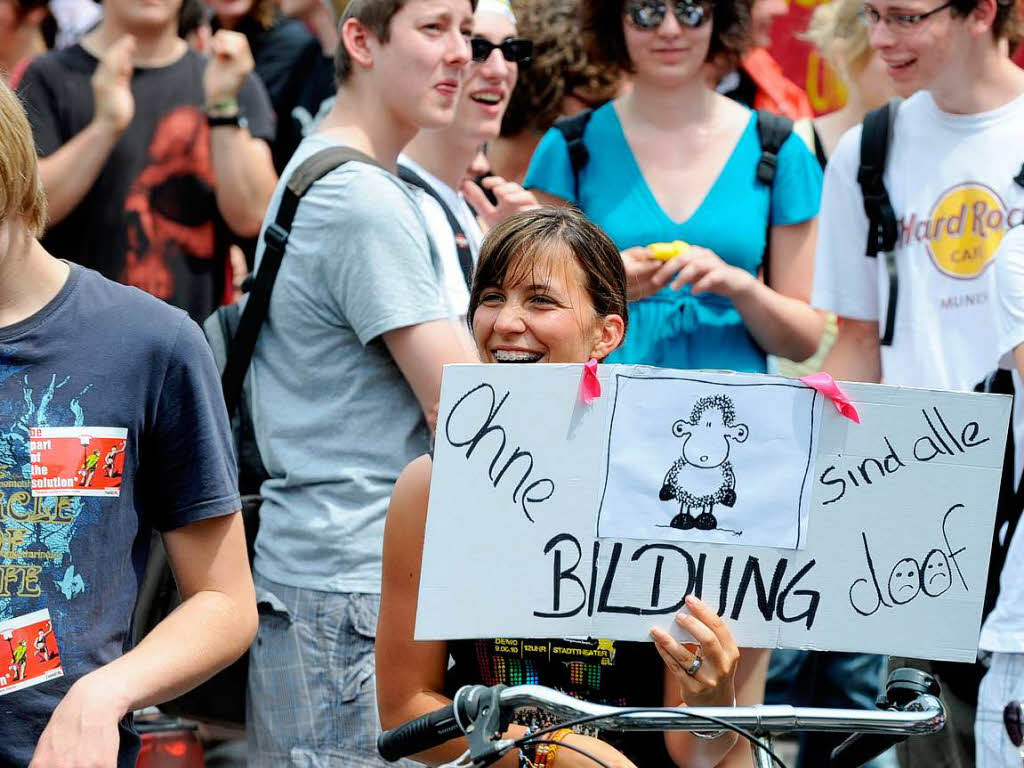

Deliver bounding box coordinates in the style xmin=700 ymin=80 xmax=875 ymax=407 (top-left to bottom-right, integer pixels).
xmin=2 ymin=0 xmax=1024 ymax=763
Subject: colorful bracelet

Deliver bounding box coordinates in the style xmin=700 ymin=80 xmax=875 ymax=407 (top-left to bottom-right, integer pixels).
xmin=534 ymin=728 xmax=573 ymax=767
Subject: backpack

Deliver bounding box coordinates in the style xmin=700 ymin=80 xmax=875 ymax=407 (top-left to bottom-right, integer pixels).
xmin=552 ymin=108 xmax=794 ymax=287
xmin=133 ymin=146 xmax=383 ymax=728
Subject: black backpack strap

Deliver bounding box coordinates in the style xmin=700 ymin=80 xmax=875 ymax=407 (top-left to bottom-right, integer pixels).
xmin=553 ymin=109 xmax=593 ymax=202
xmin=398 ymin=164 xmax=475 ymax=290
xmin=221 ymin=146 xmax=382 ymax=416
xmin=974 ymin=369 xmax=1023 ymax=621
xmin=858 ymin=99 xmax=902 ymax=346
xmin=858 ymin=100 xmax=900 ymax=257
xmin=754 ymin=110 xmax=793 ymax=289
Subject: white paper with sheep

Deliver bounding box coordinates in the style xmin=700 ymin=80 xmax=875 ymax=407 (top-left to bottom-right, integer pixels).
xmin=596 ymin=372 xmax=822 ymax=549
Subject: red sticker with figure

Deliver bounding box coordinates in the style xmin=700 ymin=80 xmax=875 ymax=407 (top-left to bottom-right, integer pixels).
xmin=29 ymin=427 xmax=128 ymax=497
xmin=0 ymin=609 xmax=63 ymax=695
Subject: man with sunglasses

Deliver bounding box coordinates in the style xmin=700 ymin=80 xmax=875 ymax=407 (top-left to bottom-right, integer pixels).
xmin=400 ymin=0 xmax=537 ymax=322
xmin=812 ymin=0 xmax=1024 ymax=764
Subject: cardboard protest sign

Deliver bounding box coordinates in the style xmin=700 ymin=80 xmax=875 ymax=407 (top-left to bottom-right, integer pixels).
xmin=416 ymin=365 xmax=1011 ymax=663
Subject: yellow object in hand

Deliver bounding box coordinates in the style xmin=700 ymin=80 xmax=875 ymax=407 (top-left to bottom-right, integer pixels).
xmin=648 ymin=240 xmax=690 ymax=261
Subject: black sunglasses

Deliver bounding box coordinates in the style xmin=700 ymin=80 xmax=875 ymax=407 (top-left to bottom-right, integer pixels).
xmin=625 ymin=0 xmax=710 ymax=28
xmin=470 ymin=37 xmax=533 ymax=64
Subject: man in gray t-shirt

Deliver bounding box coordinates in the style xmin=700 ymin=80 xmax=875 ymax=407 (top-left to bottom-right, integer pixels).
xmin=245 ymin=0 xmax=477 ymax=763
xmin=251 ymin=138 xmax=447 ymax=595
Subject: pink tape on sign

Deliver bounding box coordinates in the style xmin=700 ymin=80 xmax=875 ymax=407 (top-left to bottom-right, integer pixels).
xmin=581 ymin=358 xmax=601 ymax=404
xmin=799 ymin=372 xmax=860 ymax=424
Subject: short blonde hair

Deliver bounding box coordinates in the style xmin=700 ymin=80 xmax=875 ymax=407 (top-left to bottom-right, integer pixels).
xmin=0 ymin=80 xmax=47 ymax=235
xmin=803 ymin=0 xmax=869 ymax=80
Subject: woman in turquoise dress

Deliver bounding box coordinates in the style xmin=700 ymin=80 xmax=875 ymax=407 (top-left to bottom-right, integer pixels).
xmin=524 ymin=0 xmax=824 ymax=372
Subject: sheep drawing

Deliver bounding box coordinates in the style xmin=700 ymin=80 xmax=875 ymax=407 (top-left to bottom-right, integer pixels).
xmin=659 ymin=394 xmax=748 ymax=531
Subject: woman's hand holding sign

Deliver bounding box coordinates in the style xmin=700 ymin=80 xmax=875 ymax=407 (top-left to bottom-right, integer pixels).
xmin=652 ymin=595 xmax=747 ymax=766
xmin=651 ymin=595 xmax=740 ymax=709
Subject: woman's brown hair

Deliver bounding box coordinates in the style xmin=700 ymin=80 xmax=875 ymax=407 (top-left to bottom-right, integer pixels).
xmin=468 ymin=207 xmax=629 ymax=338
xmin=583 ymin=0 xmax=751 ymax=73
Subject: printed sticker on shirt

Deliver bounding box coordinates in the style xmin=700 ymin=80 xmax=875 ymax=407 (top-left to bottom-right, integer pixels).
xmin=0 ymin=609 xmax=63 ymax=696
xmin=29 ymin=427 xmax=128 ymax=497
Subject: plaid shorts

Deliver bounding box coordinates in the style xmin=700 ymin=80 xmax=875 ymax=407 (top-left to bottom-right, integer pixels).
xmin=246 ymin=573 xmax=414 ymax=768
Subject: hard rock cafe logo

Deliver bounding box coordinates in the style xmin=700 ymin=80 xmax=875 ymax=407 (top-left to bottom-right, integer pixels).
xmin=898 ymin=183 xmax=1024 ymax=280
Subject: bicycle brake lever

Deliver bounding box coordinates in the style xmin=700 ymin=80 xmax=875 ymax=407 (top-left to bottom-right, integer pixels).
xmin=458 ymin=685 xmax=512 ymax=766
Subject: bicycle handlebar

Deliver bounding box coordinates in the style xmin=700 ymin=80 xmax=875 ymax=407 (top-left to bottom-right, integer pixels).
xmin=377 ymin=682 xmax=945 ymax=765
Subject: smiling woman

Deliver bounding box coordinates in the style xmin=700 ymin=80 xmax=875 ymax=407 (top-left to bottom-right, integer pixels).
xmin=377 ymin=207 xmax=756 ymax=768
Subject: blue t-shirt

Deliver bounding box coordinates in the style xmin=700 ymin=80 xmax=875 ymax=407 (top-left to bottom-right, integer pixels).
xmin=0 ymin=264 xmax=240 ymax=766
xmin=525 ymin=102 xmax=822 ymax=372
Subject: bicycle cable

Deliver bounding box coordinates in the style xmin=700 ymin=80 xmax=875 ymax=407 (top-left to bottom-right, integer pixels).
xmin=514 ymin=707 xmax=788 ymax=768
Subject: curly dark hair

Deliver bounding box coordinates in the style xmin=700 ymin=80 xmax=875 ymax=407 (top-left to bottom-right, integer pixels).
xmin=583 ymin=0 xmax=751 ymax=72
xmin=500 ymin=0 xmax=622 ymax=136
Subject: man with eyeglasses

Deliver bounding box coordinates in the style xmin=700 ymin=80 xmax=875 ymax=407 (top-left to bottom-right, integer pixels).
xmin=400 ymin=0 xmax=538 ymax=324
xmin=812 ymin=0 xmax=1024 ymax=764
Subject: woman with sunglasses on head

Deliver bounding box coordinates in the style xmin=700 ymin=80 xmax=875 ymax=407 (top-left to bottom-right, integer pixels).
xmin=524 ymin=0 xmax=824 ymax=377
xmin=400 ymin=0 xmax=538 ymax=322
xmin=377 ymin=207 xmax=751 ymax=768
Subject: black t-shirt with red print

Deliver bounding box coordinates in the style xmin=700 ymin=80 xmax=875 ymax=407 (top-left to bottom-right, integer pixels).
xmin=18 ymin=45 xmax=275 ymax=322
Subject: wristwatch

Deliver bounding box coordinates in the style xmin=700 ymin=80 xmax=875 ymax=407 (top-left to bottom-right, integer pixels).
xmin=206 ymin=111 xmax=248 ymax=129
xmin=205 ymin=97 xmax=247 ymax=129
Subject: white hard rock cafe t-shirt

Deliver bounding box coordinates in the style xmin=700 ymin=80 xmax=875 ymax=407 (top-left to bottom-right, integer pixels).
xmin=813 ymin=89 xmax=1024 ymax=392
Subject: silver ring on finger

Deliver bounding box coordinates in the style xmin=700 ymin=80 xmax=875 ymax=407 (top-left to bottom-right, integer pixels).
xmin=684 ymin=648 xmax=702 ymax=677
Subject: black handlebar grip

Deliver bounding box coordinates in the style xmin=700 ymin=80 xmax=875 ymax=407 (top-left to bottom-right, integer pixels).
xmin=377 ymin=704 xmax=462 ymax=762
xmin=829 ymin=733 xmax=905 ymax=768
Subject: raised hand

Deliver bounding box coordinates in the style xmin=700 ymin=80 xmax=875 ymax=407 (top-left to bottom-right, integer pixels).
xmin=203 ymin=30 xmax=255 ymax=108
xmin=651 ymin=594 xmax=740 ymax=708
xmin=91 ymin=35 xmax=136 ymax=133
xmin=460 ymin=175 xmax=539 ymax=231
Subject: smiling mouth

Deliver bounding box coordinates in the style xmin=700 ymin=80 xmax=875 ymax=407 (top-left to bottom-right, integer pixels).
xmin=887 ymin=59 xmax=915 ymax=71
xmin=493 ymin=350 xmax=544 ymax=363
xmin=471 ymin=92 xmax=502 ymax=105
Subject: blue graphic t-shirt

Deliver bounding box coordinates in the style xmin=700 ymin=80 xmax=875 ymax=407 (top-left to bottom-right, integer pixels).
xmin=0 ymin=263 xmax=240 ymax=766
